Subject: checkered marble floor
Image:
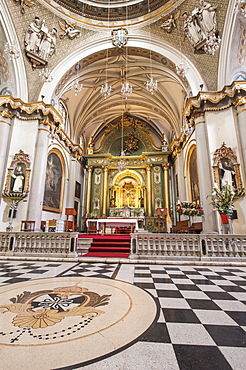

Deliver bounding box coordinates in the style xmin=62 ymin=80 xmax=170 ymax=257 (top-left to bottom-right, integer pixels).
xmin=1 ymin=260 xmax=246 ymax=369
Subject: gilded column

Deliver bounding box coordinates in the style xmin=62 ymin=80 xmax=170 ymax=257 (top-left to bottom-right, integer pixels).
xmin=86 ymin=166 xmax=93 ymax=216
xmin=102 ymin=166 xmax=109 ymax=217
xmin=146 ymin=165 xmax=152 ymax=216
xmin=162 ymin=163 xmax=170 ymax=213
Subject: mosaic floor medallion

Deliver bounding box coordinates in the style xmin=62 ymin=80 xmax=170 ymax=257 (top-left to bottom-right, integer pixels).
xmin=0 ymin=277 xmax=157 ymax=369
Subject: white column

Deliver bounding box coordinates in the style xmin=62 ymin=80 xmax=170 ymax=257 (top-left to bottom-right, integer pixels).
xmin=236 ymin=101 xmax=246 ymax=181
xmin=0 ymin=116 xmax=11 ymax=193
xmin=66 ymin=158 xmax=77 ymax=207
xmin=27 ymin=123 xmax=49 ymax=229
xmin=195 ymin=113 xmax=218 ymax=233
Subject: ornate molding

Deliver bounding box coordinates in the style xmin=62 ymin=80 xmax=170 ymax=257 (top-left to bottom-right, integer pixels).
xmin=183 ymin=81 xmax=246 ymax=118
xmin=0 ymin=96 xmax=84 ymax=161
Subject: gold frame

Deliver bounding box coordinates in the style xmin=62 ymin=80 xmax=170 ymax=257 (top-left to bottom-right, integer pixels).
xmin=43 ymin=149 xmax=65 ymax=213
xmin=212 ymin=143 xmax=244 ymax=197
xmin=3 ymin=150 xmax=31 ymax=201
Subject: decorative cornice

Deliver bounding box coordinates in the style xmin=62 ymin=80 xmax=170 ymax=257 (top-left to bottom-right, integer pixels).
xmin=0 ymin=95 xmax=84 ymax=161
xmin=183 ymin=81 xmax=246 ymax=118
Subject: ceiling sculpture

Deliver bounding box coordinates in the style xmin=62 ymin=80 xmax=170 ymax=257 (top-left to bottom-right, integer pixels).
xmin=5 ymin=0 xmax=232 ymax=149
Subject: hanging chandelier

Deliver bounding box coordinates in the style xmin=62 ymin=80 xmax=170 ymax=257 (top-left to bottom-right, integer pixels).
xmin=118 ymin=150 xmax=126 ymax=171
xmin=71 ymin=63 xmax=83 ymax=96
xmin=145 ymin=0 xmax=158 ymax=94
xmin=203 ymin=34 xmax=221 ymax=55
xmin=101 ymin=82 xmax=112 ymax=99
xmin=4 ymin=40 xmax=20 ymax=60
xmin=39 ymin=67 xmax=53 ymax=82
xmin=121 ymin=80 xmax=132 ymax=99
xmin=71 ymin=79 xmax=83 ymax=96
xmin=145 ymin=76 xmax=158 ymax=94
xmin=101 ymin=0 xmax=113 ymax=99
xmin=176 ymin=58 xmax=189 ymax=78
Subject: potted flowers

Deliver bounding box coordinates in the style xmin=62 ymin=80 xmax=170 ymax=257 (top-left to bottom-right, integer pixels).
xmin=209 ymin=185 xmax=234 ymax=215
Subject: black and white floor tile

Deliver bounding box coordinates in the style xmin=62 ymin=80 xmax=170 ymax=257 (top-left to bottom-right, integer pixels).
xmin=0 ymin=260 xmax=246 ymax=369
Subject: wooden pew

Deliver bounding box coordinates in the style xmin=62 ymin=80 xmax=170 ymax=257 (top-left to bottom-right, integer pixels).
xmin=170 ymin=220 xmax=189 ymax=233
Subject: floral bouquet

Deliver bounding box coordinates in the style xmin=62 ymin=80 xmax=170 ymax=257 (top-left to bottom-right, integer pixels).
xmin=176 ymin=201 xmax=204 ymax=216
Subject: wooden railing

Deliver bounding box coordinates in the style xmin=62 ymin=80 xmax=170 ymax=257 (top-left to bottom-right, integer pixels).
xmin=131 ymin=233 xmax=246 ymax=259
xmin=0 ymin=232 xmax=78 ymax=257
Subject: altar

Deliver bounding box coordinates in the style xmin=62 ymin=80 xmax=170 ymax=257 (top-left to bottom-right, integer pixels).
xmin=86 ymin=218 xmax=140 ymax=234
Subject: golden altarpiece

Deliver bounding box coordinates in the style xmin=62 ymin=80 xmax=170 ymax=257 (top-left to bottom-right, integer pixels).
xmin=85 ymin=115 xmax=171 ymax=232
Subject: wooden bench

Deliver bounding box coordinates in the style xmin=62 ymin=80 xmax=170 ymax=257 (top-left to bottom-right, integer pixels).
xmin=189 ymin=222 xmax=203 ymax=234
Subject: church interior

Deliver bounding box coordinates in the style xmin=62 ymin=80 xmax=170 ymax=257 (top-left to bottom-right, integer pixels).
xmin=1 ymin=0 xmax=246 ymax=369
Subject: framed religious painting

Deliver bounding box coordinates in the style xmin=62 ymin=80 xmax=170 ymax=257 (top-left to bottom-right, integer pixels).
xmin=43 ymin=149 xmax=65 ymax=213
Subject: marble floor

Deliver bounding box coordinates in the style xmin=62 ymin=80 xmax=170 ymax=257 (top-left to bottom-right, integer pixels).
xmin=0 ymin=260 xmax=246 ymax=369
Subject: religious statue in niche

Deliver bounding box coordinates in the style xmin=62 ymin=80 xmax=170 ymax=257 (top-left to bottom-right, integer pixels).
xmin=59 ymin=20 xmax=82 ymax=40
xmin=3 ymin=150 xmax=31 ymax=201
xmin=213 ymin=143 xmax=244 ymax=196
xmin=24 ymin=17 xmax=57 ymax=69
xmin=13 ymin=0 xmax=34 ymax=14
xmin=183 ymin=1 xmax=219 ymax=53
xmin=160 ymin=10 xmax=180 ymax=33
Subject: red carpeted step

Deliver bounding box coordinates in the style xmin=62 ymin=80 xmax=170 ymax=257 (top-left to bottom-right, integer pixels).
xmin=78 ymin=233 xmax=131 ymax=258
xmin=83 ymin=252 xmax=129 ymax=258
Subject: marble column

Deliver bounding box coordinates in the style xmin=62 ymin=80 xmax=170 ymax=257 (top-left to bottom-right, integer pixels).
xmin=27 ymin=122 xmax=49 ymax=229
xmin=162 ymin=163 xmax=170 ymax=213
xmin=66 ymin=159 xmax=77 ymax=207
xmin=102 ymin=166 xmax=108 ymax=217
xmin=0 ymin=115 xmax=12 ymax=194
xmin=194 ymin=113 xmax=218 ymax=233
xmin=86 ymin=166 xmax=93 ymax=216
xmin=146 ymin=165 xmax=152 ymax=216
xmin=235 ymin=99 xmax=246 ymax=181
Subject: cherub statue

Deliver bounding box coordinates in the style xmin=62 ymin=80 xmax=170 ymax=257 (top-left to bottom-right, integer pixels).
xmin=59 ymin=20 xmax=82 ymax=40
xmin=160 ymin=10 xmax=180 ymax=33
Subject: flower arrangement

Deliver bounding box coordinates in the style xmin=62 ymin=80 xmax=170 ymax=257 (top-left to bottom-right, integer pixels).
xmin=208 ymin=185 xmax=234 ymax=214
xmin=176 ymin=201 xmax=204 ymax=217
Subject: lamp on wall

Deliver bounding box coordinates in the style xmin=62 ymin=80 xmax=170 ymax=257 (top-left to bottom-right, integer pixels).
xmin=100 ymin=0 xmax=113 ymax=99
xmin=145 ymin=0 xmax=158 ymax=94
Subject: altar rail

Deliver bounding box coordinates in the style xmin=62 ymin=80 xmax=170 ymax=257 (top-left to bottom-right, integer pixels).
xmin=131 ymin=233 xmax=246 ymax=259
xmin=0 ymin=232 xmax=77 ymax=258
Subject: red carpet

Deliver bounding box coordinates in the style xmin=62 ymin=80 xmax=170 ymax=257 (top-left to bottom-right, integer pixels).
xmin=78 ymin=234 xmax=131 ymax=257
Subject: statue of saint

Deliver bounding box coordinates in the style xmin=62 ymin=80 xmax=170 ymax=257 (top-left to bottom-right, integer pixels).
xmin=198 ymin=0 xmax=217 ymax=36
xmin=39 ymin=28 xmax=57 ymax=61
xmin=24 ymin=16 xmax=42 ymax=53
xmin=10 ymin=165 xmax=25 ymax=193
xmin=183 ymin=12 xmax=204 ymax=47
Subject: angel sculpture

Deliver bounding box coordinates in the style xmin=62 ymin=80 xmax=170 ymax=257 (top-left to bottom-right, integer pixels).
xmin=13 ymin=0 xmax=34 ymax=14
xmin=160 ymin=10 xmax=180 ymax=33
xmin=59 ymin=20 xmax=82 ymax=40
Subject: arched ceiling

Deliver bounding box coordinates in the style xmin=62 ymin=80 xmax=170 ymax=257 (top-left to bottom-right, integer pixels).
xmin=54 ymin=46 xmax=190 ymax=145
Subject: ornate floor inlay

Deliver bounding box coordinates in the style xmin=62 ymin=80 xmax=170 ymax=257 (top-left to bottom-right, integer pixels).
xmin=0 ymin=276 xmax=157 ymax=369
